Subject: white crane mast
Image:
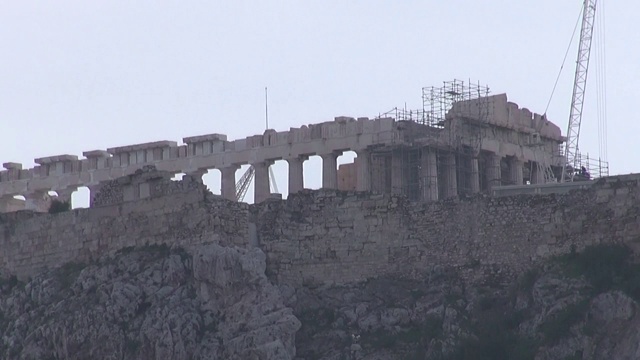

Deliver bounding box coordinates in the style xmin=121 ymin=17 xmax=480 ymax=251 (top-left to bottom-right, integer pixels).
xmin=561 ymin=0 xmax=598 ymax=182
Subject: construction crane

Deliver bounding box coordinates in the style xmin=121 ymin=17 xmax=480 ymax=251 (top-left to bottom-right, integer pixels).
xmin=235 ymin=166 xmax=255 ymax=202
xmin=561 ymin=0 xmax=598 ymax=182
xmin=234 ymin=86 xmax=280 ymax=202
xmin=234 ymin=165 xmax=279 ymax=202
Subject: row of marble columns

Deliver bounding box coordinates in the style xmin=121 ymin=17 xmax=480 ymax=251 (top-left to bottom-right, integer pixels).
xmin=172 ymin=149 xmax=526 ymax=204
xmin=414 ymin=149 xmax=531 ymax=202
xmin=0 ymin=148 xmax=538 ymax=211
xmin=183 ymin=149 xmax=372 ymax=203
xmin=0 ymin=149 xmax=371 ymax=209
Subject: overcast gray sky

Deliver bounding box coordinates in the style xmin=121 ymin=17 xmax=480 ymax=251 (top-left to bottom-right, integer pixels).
xmin=1 ymin=1 xmax=637 ymax=206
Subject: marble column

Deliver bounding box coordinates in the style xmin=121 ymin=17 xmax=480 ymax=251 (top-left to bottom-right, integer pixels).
xmin=391 ymin=150 xmax=403 ymax=194
xmin=486 ymin=153 xmax=502 ymax=189
xmin=321 ymin=152 xmax=341 ymax=189
xmin=253 ymin=161 xmax=273 ymax=203
xmin=509 ymin=157 xmax=524 ymax=185
xmin=420 ymin=148 xmax=438 ymax=201
xmin=443 ymin=153 xmax=457 ymax=198
xmin=287 ymin=156 xmax=307 ymax=194
xmin=356 ymin=149 xmax=372 ymax=192
xmin=531 ymin=161 xmax=545 ymax=184
xmin=220 ymin=165 xmax=239 ymax=201
xmin=470 ymin=153 xmax=480 ymax=193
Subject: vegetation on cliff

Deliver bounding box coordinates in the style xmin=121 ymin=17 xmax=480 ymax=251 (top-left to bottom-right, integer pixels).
xmin=291 ymin=243 xmax=640 ymax=360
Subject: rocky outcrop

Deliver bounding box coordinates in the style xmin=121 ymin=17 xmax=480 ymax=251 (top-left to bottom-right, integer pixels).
xmin=287 ymin=245 xmax=640 ymax=360
xmin=0 ymin=244 xmax=300 ymax=360
xmin=2 ymin=242 xmax=640 ymax=359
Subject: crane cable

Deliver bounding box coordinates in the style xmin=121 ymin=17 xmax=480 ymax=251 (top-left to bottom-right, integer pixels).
xmin=543 ymin=4 xmax=585 ymax=116
xmin=594 ymin=0 xmax=608 ymax=164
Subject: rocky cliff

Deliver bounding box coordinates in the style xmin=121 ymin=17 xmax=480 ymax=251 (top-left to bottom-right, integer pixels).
xmin=2 ymin=242 xmax=640 ymax=359
xmin=0 ymin=244 xmax=300 ymax=360
xmin=288 ymin=244 xmax=640 ymax=360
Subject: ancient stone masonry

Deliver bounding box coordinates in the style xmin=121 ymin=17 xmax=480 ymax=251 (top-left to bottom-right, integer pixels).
xmin=91 ymin=165 xmax=205 ymax=207
xmin=0 ymin=93 xmax=564 ymax=212
xmin=253 ymin=174 xmax=640 ymax=286
xmin=0 ymin=175 xmax=249 ymax=279
xmin=1 ymin=170 xmax=639 ymax=283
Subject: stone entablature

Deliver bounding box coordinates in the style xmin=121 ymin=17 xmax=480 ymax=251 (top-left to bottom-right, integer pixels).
xmin=449 ymin=93 xmax=563 ymax=141
xmin=0 ymin=117 xmax=397 ymax=202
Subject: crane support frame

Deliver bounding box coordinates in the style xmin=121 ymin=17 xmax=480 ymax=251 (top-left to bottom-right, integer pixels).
xmin=561 ymin=0 xmax=598 ymax=182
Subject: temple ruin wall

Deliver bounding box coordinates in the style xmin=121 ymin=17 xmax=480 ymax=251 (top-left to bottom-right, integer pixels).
xmin=0 ymin=96 xmax=563 ymax=208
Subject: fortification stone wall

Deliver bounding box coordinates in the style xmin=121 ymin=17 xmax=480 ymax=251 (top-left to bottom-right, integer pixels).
xmin=254 ymin=175 xmax=639 ymax=286
xmin=1 ymin=173 xmax=638 ymax=283
xmin=0 ymin=187 xmax=248 ymax=279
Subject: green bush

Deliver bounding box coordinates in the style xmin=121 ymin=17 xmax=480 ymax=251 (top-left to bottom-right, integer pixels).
xmin=557 ymin=244 xmax=640 ymax=299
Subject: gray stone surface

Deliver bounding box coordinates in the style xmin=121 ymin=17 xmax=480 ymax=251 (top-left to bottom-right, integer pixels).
xmin=0 ymin=244 xmax=300 ymax=360
xmin=1 ymin=172 xmax=639 ymax=283
xmin=0 ymin=95 xmax=563 ymax=205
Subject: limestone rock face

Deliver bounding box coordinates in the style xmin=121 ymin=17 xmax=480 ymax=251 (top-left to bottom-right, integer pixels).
xmin=0 ymin=244 xmax=300 ymax=360
xmin=290 ymin=266 xmax=640 ymax=360
xmin=3 ymin=241 xmax=640 ymax=360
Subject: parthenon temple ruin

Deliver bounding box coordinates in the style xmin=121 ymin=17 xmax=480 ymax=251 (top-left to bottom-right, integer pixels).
xmin=0 ymin=81 xmax=569 ymax=212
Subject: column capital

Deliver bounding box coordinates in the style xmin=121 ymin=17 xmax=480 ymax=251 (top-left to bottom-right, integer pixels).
xmin=510 ymin=156 xmax=525 ymax=164
xmin=286 ymin=154 xmax=309 ymax=163
xmin=187 ymin=168 xmax=207 ymax=175
xmin=251 ymin=159 xmax=275 ymax=168
xmin=219 ymin=164 xmax=240 ymax=174
xmin=320 ymin=150 xmax=343 ymax=159
xmin=3 ymin=162 xmax=22 ymax=170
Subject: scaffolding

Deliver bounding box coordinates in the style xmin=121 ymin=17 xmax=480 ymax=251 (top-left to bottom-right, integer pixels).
xmin=570 ymin=152 xmax=609 ymax=181
xmin=422 ymin=80 xmax=492 ymax=196
xmin=365 ymin=77 xmax=613 ymax=199
xmin=375 ymin=107 xmax=428 ymax=123
xmin=528 ymin=130 xmax=609 ymax=184
xmin=371 ymin=79 xmax=492 ymax=200
xmin=422 ymin=79 xmax=491 ymax=129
